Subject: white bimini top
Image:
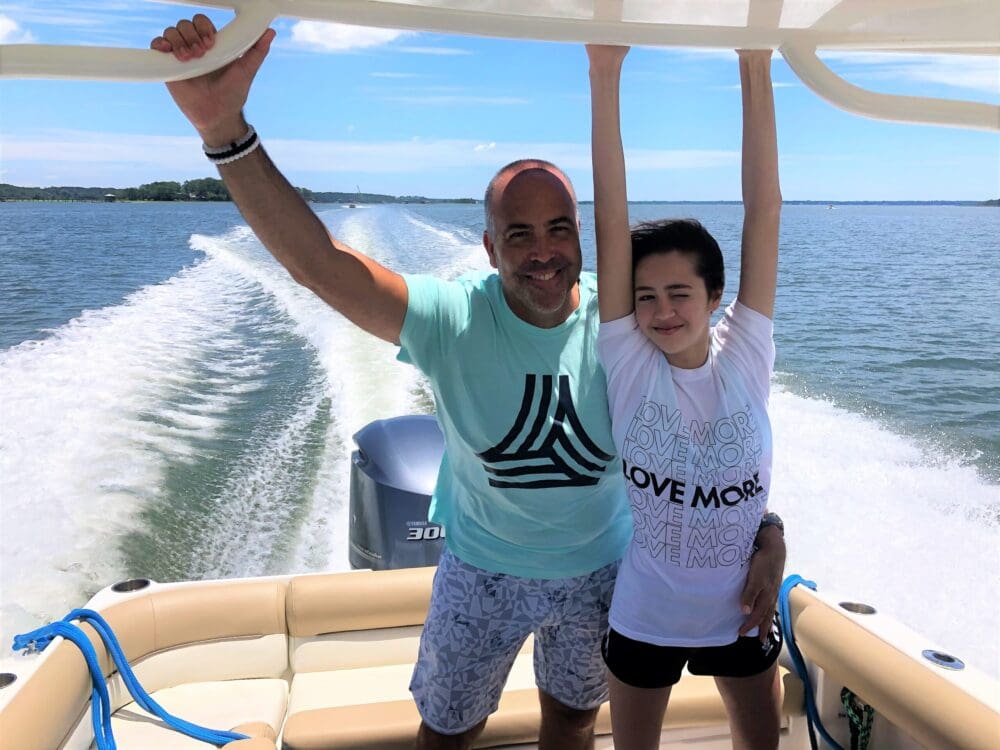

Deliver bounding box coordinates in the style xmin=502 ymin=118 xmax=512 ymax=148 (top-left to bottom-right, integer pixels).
xmin=0 ymin=0 xmax=997 ymax=131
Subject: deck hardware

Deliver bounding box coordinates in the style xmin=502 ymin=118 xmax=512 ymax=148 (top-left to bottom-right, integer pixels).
xmin=839 ymin=602 xmax=876 ymax=615
xmin=922 ymin=650 xmax=965 ymax=670
xmin=111 ymin=578 xmax=151 ymax=593
xmin=0 ymin=673 xmax=16 ymax=689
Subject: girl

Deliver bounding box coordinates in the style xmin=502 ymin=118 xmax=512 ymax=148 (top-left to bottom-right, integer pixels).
xmin=587 ymin=46 xmax=783 ymax=749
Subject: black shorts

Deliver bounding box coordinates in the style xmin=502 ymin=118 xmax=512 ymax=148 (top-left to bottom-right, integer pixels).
xmin=602 ymin=617 xmax=782 ymax=689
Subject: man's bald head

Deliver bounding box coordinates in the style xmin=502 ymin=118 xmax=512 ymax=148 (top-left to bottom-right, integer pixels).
xmin=484 ymin=159 xmax=578 ymax=241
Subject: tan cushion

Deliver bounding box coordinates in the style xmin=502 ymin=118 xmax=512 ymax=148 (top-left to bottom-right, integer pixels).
xmin=282 ymin=689 xmax=589 ymax=750
xmin=109 ymin=678 xmax=287 ymax=749
xmin=222 ymin=740 xmax=278 ymax=750
xmin=286 ymin=567 xmax=435 ymax=637
xmin=99 ymin=580 xmax=287 ymax=669
xmin=290 ymin=626 xmax=534 ymax=675
xmin=287 ymin=651 xmax=537 ymax=715
xmin=281 ymin=667 xmax=803 ymax=749
xmin=105 ymin=634 xmax=289 ymax=708
xmin=231 ymin=720 xmax=278 ymax=741
xmin=289 ymin=626 xmax=424 ymax=674
xmin=0 ymin=640 xmax=95 ymax=750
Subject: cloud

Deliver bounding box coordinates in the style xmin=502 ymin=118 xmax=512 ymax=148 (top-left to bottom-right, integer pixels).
xmin=717 ymin=82 xmax=798 ymax=90
xmin=289 ymin=20 xmax=410 ymax=52
xmin=396 ymin=46 xmax=471 ymax=56
xmin=0 ymin=130 xmax=208 ymax=173
xmin=818 ymin=51 xmax=1000 ymax=96
xmin=0 ymin=3 xmax=168 ymax=47
xmin=379 ymin=95 xmax=529 ymax=105
xmin=0 ymin=13 xmax=36 ymax=43
xmin=0 ymin=130 xmax=737 ymax=176
xmin=669 ymin=48 xmax=739 ymax=61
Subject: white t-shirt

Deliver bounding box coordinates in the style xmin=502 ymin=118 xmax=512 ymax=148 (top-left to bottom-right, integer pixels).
xmin=598 ymin=300 xmax=775 ymax=646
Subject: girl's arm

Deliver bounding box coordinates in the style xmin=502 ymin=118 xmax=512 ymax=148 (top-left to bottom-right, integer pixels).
xmin=587 ymin=45 xmax=633 ymax=323
xmin=736 ymin=50 xmax=782 ymax=319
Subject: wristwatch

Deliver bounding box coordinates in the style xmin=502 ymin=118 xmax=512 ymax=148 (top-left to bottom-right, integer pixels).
xmin=758 ymin=511 xmax=784 ymax=536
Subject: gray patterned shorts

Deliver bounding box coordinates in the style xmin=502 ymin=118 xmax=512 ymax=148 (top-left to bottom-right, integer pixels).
xmin=409 ymin=548 xmax=619 ymax=735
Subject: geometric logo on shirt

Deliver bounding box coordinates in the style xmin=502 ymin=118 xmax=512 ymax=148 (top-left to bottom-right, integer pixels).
xmin=477 ymin=374 xmax=614 ymax=489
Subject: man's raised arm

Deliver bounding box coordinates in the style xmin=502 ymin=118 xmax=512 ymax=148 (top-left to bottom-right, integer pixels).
xmin=152 ymin=15 xmax=408 ymax=345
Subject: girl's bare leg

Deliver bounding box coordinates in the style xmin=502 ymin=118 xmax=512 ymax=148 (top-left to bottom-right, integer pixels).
xmin=608 ymin=671 xmax=672 ymax=750
xmin=714 ymin=663 xmax=781 ymax=750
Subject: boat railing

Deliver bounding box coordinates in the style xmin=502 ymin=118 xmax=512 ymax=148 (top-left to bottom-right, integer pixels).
xmin=0 ymin=0 xmax=997 ymax=131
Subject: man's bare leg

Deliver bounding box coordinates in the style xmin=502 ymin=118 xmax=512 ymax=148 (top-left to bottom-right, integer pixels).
xmin=416 ymin=718 xmax=487 ymax=750
xmin=538 ymin=689 xmax=600 ymax=750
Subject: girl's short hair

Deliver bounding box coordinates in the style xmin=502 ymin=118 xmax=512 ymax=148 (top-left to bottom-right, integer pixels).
xmin=631 ymin=219 xmax=725 ymax=300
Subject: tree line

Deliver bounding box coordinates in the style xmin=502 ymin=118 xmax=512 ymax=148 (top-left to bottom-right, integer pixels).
xmin=0 ymin=178 xmax=230 ymax=202
xmin=0 ymin=179 xmax=475 ymax=204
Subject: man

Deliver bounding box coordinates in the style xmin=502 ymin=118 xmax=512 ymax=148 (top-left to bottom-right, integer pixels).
xmin=152 ymin=17 xmax=786 ymax=750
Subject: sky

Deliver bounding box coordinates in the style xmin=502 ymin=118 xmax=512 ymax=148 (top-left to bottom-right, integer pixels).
xmin=0 ymin=1 xmax=998 ymax=201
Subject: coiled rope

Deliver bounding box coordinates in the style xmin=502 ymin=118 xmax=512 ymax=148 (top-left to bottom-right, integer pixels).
xmin=778 ymin=574 xmax=846 ymax=750
xmin=13 ymin=608 xmax=248 ymax=749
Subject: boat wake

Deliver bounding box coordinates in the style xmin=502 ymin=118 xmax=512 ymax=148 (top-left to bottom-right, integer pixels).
xmin=771 ymin=387 xmax=1000 ymax=678
xmin=1 ymin=207 xmax=997 ymax=680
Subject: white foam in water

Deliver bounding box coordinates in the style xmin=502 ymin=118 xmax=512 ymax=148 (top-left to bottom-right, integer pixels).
xmin=186 ymin=382 xmax=330 ymax=579
xmin=770 ymin=386 xmax=1000 ymax=678
xmin=0 ymin=259 xmax=272 ymax=647
xmin=403 ymin=212 xmax=492 ymax=279
xmin=287 ymin=207 xmax=489 ymax=569
xmin=193 ymin=219 xmax=428 ymax=574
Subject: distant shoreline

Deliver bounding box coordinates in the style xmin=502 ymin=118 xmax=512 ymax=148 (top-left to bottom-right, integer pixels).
xmin=1 ymin=182 xmax=996 ymax=207
xmin=0 ymin=180 xmax=474 ymax=206
xmin=584 ymin=200 xmax=999 ymax=206
xmin=3 ymin=198 xmax=998 ymax=207
xmin=3 ymin=198 xmax=996 ymax=207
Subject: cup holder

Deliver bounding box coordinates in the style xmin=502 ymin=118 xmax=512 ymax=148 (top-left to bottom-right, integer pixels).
xmin=0 ymin=673 xmax=16 ymax=689
xmin=111 ymin=578 xmax=151 ymax=593
xmin=839 ymin=601 xmax=877 ymax=615
xmin=922 ymin=650 xmax=965 ymax=670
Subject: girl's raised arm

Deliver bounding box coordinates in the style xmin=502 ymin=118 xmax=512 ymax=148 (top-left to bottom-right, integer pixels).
xmin=736 ymin=49 xmax=782 ymax=319
xmin=587 ymin=45 xmax=634 ymax=323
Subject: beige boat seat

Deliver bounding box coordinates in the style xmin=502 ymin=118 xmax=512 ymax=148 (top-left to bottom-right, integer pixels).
xmin=280 ymin=567 xmax=805 ymax=750
xmin=92 ymin=580 xmax=290 ymax=750
xmin=283 ymin=674 xmax=805 ymax=750
xmin=109 ymin=680 xmax=287 ymax=749
xmin=0 ymin=578 xmax=290 ymax=750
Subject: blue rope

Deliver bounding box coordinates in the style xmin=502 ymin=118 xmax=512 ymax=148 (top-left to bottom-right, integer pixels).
xmin=13 ymin=609 xmax=248 ymax=749
xmin=13 ymin=620 xmax=117 ymax=749
xmin=779 ymin=575 xmax=845 ymax=750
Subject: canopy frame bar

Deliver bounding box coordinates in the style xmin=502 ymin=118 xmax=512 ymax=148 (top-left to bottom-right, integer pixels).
xmin=0 ymin=0 xmax=997 ymax=131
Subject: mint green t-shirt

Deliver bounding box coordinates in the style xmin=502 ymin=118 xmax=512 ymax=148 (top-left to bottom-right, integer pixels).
xmin=398 ymin=271 xmax=632 ymax=578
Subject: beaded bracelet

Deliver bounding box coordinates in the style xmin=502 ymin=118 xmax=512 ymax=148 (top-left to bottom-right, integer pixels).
xmin=203 ymin=124 xmax=260 ymax=165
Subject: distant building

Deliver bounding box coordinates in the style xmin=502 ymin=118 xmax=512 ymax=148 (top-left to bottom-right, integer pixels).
xmin=103 ymin=193 xmax=117 ymax=202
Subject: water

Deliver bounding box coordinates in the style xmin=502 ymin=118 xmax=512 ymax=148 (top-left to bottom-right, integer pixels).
xmin=1 ymin=200 xmax=998 ymax=679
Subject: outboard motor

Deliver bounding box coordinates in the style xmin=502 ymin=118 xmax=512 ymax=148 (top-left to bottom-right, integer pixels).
xmin=349 ymin=415 xmax=446 ymax=570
